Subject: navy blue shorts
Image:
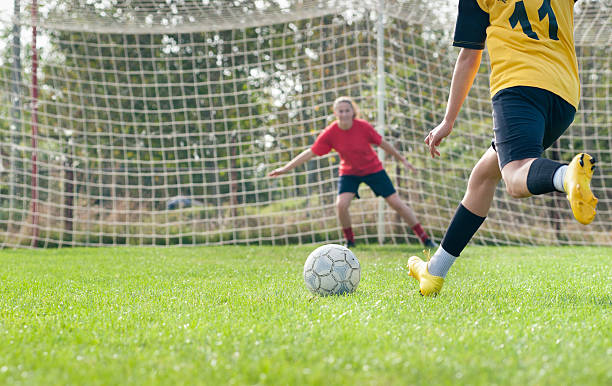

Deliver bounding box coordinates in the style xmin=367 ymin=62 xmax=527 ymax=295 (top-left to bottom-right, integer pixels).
xmin=338 ymin=169 xmax=396 ymax=199
xmin=491 ymin=86 xmax=576 ymax=169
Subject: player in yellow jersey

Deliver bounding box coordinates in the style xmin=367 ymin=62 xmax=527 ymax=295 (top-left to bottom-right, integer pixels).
xmin=407 ymin=0 xmax=598 ymax=296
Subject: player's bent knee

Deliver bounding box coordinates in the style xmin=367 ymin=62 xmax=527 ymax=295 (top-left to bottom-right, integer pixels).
xmin=470 ymin=156 xmax=501 ymax=184
xmin=467 ymin=169 xmax=499 ymax=197
xmin=502 ymin=177 xmax=529 ymax=198
xmin=470 ymin=168 xmax=497 ymax=186
xmin=500 ymin=159 xmax=533 ymax=198
xmin=504 ymin=184 xmax=522 ymax=198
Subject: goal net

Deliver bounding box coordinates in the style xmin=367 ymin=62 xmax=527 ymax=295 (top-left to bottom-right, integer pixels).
xmin=0 ymin=0 xmax=609 ymax=247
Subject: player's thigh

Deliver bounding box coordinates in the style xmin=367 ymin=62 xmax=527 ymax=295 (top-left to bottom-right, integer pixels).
xmin=383 ymin=192 xmax=406 ymax=211
xmin=362 ymin=170 xmax=396 ymax=198
xmin=337 ymin=175 xmax=361 ymax=199
xmin=336 ymin=192 xmax=356 ymax=212
xmin=492 ymin=86 xmax=546 ymax=169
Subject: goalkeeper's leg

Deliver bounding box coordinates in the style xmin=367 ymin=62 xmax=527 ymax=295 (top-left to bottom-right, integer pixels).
xmin=336 ymin=192 xmax=357 ymax=247
xmin=408 ymin=147 xmax=501 ymax=296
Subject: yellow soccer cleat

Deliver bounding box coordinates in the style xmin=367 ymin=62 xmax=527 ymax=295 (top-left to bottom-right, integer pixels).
xmin=407 ymin=255 xmax=444 ymax=296
xmin=564 ymin=153 xmax=598 ymax=225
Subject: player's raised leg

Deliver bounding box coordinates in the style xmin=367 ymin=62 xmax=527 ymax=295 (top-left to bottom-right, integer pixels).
xmin=408 ymin=147 xmax=501 ymax=296
xmin=500 ymin=153 xmax=598 ymax=225
xmin=493 ymin=86 xmax=598 ymax=224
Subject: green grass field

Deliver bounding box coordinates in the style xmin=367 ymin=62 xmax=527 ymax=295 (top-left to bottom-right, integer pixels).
xmin=1 ymin=245 xmax=611 ymax=385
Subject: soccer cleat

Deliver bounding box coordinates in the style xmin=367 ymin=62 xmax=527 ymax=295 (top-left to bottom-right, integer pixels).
xmin=407 ymin=255 xmax=444 ymax=296
xmin=564 ymin=153 xmax=598 ymax=225
xmin=423 ymin=238 xmax=437 ymax=248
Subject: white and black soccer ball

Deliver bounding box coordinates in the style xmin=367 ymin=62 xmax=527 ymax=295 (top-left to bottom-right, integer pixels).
xmin=303 ymin=244 xmax=361 ymax=296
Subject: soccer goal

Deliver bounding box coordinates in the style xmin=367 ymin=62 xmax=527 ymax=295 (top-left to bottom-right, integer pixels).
xmin=0 ymin=0 xmax=609 ymax=247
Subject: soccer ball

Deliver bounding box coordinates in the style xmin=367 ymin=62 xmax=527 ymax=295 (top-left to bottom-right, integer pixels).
xmin=303 ymin=244 xmax=361 ymax=296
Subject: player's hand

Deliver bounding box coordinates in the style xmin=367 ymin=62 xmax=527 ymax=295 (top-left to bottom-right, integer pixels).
xmin=268 ymin=167 xmax=287 ymax=177
xmin=424 ymin=121 xmax=453 ymax=158
xmin=402 ymin=159 xmax=417 ymax=173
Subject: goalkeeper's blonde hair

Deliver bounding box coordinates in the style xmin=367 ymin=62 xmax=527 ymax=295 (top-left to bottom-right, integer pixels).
xmin=333 ymin=96 xmax=360 ymax=119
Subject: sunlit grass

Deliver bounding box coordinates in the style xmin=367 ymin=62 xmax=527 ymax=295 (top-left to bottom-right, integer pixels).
xmin=0 ymin=245 xmax=610 ymax=385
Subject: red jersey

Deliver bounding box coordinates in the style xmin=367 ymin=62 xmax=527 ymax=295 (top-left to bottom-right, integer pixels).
xmin=310 ymin=119 xmax=383 ymax=176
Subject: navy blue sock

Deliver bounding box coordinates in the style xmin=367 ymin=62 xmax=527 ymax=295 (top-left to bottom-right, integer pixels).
xmin=526 ymin=158 xmax=565 ymax=195
xmin=440 ymin=204 xmax=486 ymax=257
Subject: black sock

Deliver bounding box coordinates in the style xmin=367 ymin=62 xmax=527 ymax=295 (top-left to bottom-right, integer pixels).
xmin=440 ymin=204 xmax=486 ymax=257
xmin=526 ymin=158 xmax=565 ymax=195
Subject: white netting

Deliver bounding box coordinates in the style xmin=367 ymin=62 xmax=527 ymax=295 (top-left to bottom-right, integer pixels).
xmin=0 ymin=0 xmax=609 ymax=247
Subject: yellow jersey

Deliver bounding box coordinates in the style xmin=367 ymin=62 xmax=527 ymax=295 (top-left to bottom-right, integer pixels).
xmin=455 ymin=0 xmax=580 ymax=108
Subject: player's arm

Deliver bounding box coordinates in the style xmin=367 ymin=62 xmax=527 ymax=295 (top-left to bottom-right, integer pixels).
xmin=425 ymin=0 xmax=488 ymax=158
xmin=425 ymin=49 xmax=482 ymax=157
xmin=378 ymin=139 xmax=416 ymax=172
xmin=268 ymin=148 xmax=316 ymax=177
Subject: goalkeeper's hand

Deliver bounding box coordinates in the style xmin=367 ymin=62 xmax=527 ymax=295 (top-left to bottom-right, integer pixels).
xmin=268 ymin=167 xmax=287 ymax=177
xmin=402 ymin=159 xmax=417 ymax=173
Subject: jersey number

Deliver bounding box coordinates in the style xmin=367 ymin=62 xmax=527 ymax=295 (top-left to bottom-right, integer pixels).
xmin=509 ymin=0 xmax=559 ymax=41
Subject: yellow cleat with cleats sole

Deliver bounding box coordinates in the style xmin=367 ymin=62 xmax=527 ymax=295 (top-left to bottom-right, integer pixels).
xmin=564 ymin=153 xmax=598 ymax=225
xmin=407 ymin=255 xmax=444 ymax=297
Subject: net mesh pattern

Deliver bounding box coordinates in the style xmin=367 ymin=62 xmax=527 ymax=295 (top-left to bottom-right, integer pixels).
xmin=0 ymin=0 xmax=609 ymax=247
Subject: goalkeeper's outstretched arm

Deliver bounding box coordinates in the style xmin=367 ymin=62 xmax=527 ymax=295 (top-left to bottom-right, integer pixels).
xmin=268 ymin=148 xmax=316 ymax=177
xmin=378 ymin=139 xmax=416 ymax=172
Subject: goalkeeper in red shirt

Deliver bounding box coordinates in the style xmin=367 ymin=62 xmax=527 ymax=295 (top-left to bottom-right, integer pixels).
xmin=269 ymin=96 xmax=435 ymax=248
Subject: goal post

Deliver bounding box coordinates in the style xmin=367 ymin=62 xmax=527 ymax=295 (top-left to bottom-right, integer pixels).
xmin=0 ymin=0 xmax=609 ymax=248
